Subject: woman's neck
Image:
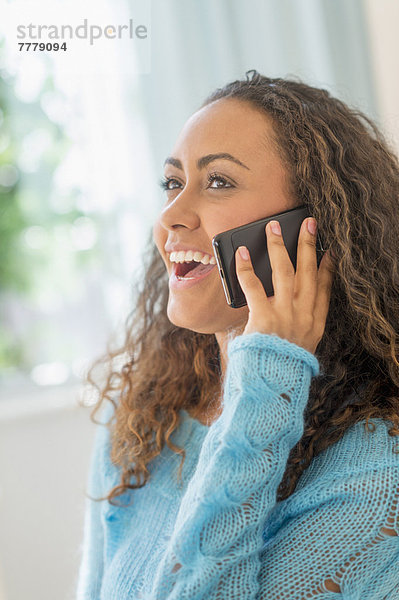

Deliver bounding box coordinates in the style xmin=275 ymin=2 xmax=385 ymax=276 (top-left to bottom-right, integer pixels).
xmin=215 ymin=321 xmax=246 ymax=379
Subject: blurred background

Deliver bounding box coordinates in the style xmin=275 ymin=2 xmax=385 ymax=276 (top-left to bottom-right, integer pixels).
xmin=0 ymin=0 xmax=398 ymax=598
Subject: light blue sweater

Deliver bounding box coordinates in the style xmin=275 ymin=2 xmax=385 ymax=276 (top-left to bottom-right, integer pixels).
xmin=76 ymin=332 xmax=399 ymax=599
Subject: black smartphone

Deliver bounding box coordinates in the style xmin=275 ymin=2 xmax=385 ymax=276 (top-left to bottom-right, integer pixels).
xmin=211 ymin=204 xmax=326 ymax=308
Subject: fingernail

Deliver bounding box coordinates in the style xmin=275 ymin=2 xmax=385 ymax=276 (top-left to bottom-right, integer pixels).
xmin=238 ymin=246 xmax=249 ymax=260
xmin=270 ymin=220 xmax=281 ymax=235
xmin=307 ymin=218 xmax=317 ymax=235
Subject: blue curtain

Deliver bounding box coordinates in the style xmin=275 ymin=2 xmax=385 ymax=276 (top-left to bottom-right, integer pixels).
xmin=133 ymin=0 xmax=378 ymax=185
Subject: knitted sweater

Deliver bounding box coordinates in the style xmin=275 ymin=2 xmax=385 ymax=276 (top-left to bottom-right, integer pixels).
xmin=75 ymin=332 xmax=399 ymax=599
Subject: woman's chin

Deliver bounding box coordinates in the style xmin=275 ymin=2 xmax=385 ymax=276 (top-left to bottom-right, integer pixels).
xmin=166 ymin=302 xmax=248 ymax=335
xmin=166 ymin=307 xmax=218 ymax=334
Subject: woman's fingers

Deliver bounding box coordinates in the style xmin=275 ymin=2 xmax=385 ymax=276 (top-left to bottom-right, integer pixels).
xmin=293 ymin=218 xmax=319 ymax=310
xmin=265 ymin=221 xmax=295 ymax=306
xmin=235 ymin=245 xmax=268 ymax=313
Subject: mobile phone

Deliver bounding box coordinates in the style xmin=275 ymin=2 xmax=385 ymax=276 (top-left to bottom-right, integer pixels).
xmin=211 ymin=204 xmax=326 ymax=308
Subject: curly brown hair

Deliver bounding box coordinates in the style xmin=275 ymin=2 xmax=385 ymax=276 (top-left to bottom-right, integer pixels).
xmin=81 ymin=69 xmax=399 ymax=507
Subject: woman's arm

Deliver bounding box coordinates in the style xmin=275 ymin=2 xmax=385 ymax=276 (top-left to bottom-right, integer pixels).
xmin=149 ymin=331 xmax=320 ymax=599
xmin=149 ymin=331 xmax=399 ymax=599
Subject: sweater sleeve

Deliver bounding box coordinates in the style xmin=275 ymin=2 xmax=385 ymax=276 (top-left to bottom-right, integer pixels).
xmin=149 ymin=331 xmax=320 ymax=599
xmin=75 ymin=401 xmax=114 ymax=600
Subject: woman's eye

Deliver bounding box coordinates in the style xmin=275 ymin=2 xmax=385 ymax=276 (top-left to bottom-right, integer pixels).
xmin=158 ymin=177 xmax=181 ymax=191
xmin=207 ymin=173 xmax=233 ymax=189
xmin=158 ymin=172 xmax=234 ymax=192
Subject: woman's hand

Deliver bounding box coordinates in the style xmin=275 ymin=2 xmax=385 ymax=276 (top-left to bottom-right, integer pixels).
xmin=235 ymin=217 xmax=335 ymax=355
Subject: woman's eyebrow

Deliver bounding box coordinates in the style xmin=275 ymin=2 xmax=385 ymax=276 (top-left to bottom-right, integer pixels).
xmin=163 ymin=153 xmax=250 ymax=171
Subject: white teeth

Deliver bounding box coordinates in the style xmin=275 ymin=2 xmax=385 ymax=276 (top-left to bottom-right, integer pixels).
xmin=168 ymin=250 xmax=216 ymax=265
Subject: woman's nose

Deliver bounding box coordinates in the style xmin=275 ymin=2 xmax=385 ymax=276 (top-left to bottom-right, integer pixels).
xmin=159 ymin=188 xmax=200 ymax=231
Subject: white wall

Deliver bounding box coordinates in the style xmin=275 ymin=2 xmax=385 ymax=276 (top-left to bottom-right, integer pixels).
xmin=364 ymin=0 xmax=399 ymax=154
xmin=0 ymin=389 xmax=95 ymax=600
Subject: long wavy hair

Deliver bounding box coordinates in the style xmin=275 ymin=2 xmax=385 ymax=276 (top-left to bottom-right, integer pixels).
xmin=81 ymin=69 xmax=399 ymax=507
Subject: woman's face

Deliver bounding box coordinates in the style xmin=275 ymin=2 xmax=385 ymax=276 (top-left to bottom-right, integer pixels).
xmin=153 ymin=97 xmax=296 ymax=336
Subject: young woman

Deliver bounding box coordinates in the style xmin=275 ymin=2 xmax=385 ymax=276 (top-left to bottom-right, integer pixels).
xmin=76 ymin=70 xmax=399 ymax=599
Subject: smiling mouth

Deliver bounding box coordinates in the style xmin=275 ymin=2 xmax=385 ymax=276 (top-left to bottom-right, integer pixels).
xmin=173 ymin=261 xmax=216 ymax=278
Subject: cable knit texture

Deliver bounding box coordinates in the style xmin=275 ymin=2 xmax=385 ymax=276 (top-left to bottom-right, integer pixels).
xmin=75 ymin=332 xmax=399 ymax=599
